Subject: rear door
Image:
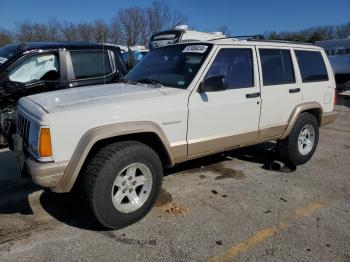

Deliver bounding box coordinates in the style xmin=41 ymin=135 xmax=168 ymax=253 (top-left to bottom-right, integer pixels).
xmin=257 ymin=47 xmax=302 ymax=137
xmin=294 ymin=49 xmax=334 ymax=113
xmin=187 ymin=46 xmax=261 ymax=157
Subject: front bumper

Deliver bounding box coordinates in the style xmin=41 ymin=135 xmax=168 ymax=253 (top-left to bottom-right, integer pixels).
xmin=320 ymin=111 xmax=338 ymax=126
xmin=13 ymin=134 xmax=68 ymax=190
xmin=24 ymin=157 xmax=68 ymax=188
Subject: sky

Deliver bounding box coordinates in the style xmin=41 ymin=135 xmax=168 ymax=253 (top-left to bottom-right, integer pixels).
xmin=0 ymin=0 xmax=349 ymax=35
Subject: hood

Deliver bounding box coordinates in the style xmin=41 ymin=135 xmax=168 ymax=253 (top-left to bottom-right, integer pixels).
xmin=25 ymin=83 xmax=169 ymax=113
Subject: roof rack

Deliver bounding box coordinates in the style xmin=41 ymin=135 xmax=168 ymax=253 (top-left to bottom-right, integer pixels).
xmin=208 ymin=36 xmax=314 ymax=46
xmin=247 ymin=39 xmax=314 ymax=46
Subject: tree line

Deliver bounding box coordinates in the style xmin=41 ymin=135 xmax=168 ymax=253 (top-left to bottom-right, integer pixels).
xmin=0 ymin=1 xmax=349 ymax=48
xmin=264 ymin=22 xmax=350 ymax=43
xmin=0 ymin=1 xmax=187 ymax=47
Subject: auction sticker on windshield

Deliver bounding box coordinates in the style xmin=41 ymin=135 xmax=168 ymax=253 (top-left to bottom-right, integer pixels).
xmin=0 ymin=57 xmax=7 ymax=64
xmin=182 ymin=45 xmax=208 ymax=53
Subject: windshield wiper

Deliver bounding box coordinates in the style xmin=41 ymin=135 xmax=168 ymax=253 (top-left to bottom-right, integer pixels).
xmin=136 ymin=78 xmax=163 ymax=88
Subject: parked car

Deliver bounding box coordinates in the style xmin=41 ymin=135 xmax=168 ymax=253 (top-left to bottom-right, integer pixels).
xmin=13 ymin=38 xmax=337 ymax=229
xmin=0 ymin=42 xmax=127 ymax=146
xmin=149 ymin=24 xmax=225 ymax=49
xmin=316 ymin=38 xmax=350 ymax=90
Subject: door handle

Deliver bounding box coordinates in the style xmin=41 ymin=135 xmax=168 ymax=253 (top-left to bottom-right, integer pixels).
xmin=289 ymin=88 xmax=301 ymax=93
xmin=246 ymin=92 xmax=260 ymax=98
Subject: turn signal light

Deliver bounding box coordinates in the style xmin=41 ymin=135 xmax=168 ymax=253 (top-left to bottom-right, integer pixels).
xmin=39 ymin=128 xmax=53 ymax=158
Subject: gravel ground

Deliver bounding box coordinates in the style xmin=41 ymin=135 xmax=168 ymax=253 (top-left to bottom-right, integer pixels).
xmin=0 ymin=100 xmax=349 ymax=262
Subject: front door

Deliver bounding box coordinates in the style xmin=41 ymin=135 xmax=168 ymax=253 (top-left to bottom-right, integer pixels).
xmin=187 ymin=46 xmax=261 ymax=157
xmin=7 ymin=51 xmax=61 ymax=96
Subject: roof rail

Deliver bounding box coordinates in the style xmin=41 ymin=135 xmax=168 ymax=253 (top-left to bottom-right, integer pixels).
xmin=208 ymin=36 xmax=314 ymax=46
xmin=247 ymin=39 xmax=314 ymax=46
xmin=208 ymin=35 xmax=264 ymax=41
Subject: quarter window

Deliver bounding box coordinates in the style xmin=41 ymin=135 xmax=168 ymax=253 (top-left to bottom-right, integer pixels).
xmin=259 ymin=49 xmax=295 ymax=86
xmin=205 ymin=49 xmax=254 ymax=89
xmin=70 ymin=50 xmax=113 ymax=80
xmin=295 ymin=50 xmax=328 ymax=82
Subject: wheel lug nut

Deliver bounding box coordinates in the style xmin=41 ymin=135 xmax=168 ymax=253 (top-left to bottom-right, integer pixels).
xmin=122 ymin=181 xmax=126 ymax=186
xmin=128 ymin=177 xmax=132 ymax=181
xmin=129 ymin=189 xmax=133 ymax=193
xmin=133 ymin=181 xmax=136 ymax=185
xmin=122 ymin=189 xmax=126 ymax=193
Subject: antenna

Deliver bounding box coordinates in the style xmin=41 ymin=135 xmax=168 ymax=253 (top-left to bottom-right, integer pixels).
xmin=103 ymin=43 xmax=106 ymax=85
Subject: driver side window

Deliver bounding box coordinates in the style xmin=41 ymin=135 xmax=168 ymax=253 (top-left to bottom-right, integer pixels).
xmin=9 ymin=53 xmax=60 ymax=83
xmin=205 ymin=48 xmax=254 ymax=89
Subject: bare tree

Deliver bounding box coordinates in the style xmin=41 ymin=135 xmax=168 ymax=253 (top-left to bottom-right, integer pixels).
xmin=117 ymin=7 xmax=146 ymax=46
xmin=93 ymin=20 xmax=110 ymax=43
xmin=109 ymin=17 xmax=123 ymax=44
xmin=0 ymin=29 xmax=13 ymax=47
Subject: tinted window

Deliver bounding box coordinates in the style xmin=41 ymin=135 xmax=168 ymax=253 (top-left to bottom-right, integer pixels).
xmin=295 ymin=50 xmax=328 ymax=82
xmin=9 ymin=53 xmax=60 ymax=83
xmin=205 ymin=49 xmax=254 ymax=89
xmin=70 ymin=50 xmax=112 ymax=80
xmin=260 ymin=49 xmax=295 ymax=86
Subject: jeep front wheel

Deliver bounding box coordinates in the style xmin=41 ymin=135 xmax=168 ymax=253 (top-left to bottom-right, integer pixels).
xmin=276 ymin=112 xmax=319 ymax=166
xmin=80 ymin=141 xmax=163 ymax=229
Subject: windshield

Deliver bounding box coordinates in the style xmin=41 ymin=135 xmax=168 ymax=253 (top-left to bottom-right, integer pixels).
xmin=0 ymin=45 xmax=18 ymax=65
xmin=125 ymin=44 xmax=212 ymax=89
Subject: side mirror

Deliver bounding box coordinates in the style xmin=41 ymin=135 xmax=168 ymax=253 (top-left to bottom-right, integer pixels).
xmin=198 ymin=75 xmax=226 ymax=93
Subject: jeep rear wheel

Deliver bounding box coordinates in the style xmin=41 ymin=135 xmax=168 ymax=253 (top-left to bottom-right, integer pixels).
xmin=276 ymin=112 xmax=319 ymax=166
xmin=80 ymin=141 xmax=163 ymax=229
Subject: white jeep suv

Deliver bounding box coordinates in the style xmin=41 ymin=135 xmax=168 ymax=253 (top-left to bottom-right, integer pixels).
xmin=13 ymin=39 xmax=337 ymax=229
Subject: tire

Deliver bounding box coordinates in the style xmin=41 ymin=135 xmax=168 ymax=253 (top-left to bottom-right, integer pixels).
xmin=276 ymin=112 xmax=319 ymax=166
xmin=79 ymin=141 xmax=163 ymax=229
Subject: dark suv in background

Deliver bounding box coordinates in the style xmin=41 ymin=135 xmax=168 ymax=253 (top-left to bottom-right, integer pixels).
xmin=0 ymin=42 xmax=127 ymax=146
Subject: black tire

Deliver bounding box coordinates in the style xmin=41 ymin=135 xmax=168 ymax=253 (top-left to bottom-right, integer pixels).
xmin=79 ymin=141 xmax=163 ymax=229
xmin=276 ymin=112 xmax=319 ymax=166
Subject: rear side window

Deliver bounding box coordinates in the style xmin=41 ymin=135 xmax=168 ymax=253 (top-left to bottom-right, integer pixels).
xmin=259 ymin=49 xmax=295 ymax=86
xmin=205 ymin=48 xmax=254 ymax=89
xmin=70 ymin=50 xmax=113 ymax=80
xmin=295 ymin=50 xmax=328 ymax=82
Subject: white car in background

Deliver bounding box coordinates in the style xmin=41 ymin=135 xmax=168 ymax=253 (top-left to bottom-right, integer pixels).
xmin=149 ymin=25 xmax=225 ymax=49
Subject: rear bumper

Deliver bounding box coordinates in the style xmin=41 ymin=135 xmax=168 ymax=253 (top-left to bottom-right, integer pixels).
xmin=320 ymin=111 xmax=338 ymax=126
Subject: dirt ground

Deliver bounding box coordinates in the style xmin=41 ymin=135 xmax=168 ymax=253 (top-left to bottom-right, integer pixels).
xmin=0 ymin=97 xmax=349 ymax=262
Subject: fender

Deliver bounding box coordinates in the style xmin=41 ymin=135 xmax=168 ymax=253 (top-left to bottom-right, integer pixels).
xmin=280 ymin=102 xmax=323 ymax=139
xmin=55 ymin=121 xmax=181 ymax=193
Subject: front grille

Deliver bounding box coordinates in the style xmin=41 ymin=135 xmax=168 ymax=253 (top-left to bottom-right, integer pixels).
xmin=17 ymin=113 xmax=31 ymax=146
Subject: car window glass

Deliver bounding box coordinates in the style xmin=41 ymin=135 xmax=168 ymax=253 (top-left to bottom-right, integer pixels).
xmin=9 ymin=53 xmax=59 ymax=83
xmin=259 ymin=49 xmax=295 ymax=86
xmin=295 ymin=50 xmax=329 ymax=82
xmin=70 ymin=50 xmax=112 ymax=80
xmin=125 ymin=44 xmax=212 ymax=89
xmin=205 ymin=48 xmax=254 ymax=89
